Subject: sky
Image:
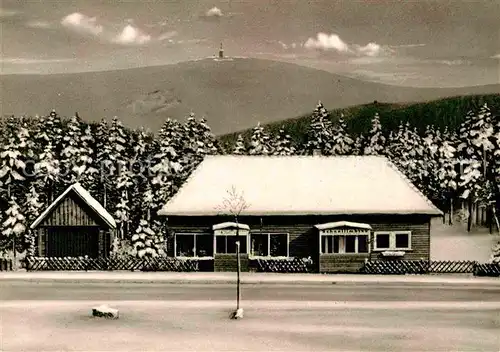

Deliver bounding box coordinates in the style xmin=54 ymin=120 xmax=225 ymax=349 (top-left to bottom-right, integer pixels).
xmin=1 ymin=0 xmax=499 ymax=87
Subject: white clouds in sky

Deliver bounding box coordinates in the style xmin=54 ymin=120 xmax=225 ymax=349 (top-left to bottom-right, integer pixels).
xmin=304 ymin=33 xmax=350 ymax=53
xmin=206 ymin=7 xmax=223 ymax=17
xmin=304 ymin=32 xmax=391 ymax=57
xmin=113 ymin=24 xmax=151 ymax=45
xmin=61 ymin=12 xmax=103 ymax=36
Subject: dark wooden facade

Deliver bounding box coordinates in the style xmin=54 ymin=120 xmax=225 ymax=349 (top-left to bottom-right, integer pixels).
xmin=32 ymin=187 xmax=115 ymax=259
xmin=165 ymin=214 xmax=433 ymax=273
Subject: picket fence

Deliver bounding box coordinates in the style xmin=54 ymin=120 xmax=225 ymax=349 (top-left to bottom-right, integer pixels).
xmin=20 ymin=257 xmax=500 ymax=277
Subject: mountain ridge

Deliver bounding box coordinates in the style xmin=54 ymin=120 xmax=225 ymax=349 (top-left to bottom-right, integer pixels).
xmin=1 ymin=57 xmax=499 ymax=135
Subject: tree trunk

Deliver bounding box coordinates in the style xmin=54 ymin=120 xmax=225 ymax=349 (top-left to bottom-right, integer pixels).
xmin=467 ymin=197 xmax=473 ymax=232
xmin=103 ymin=185 xmax=107 ymax=209
xmin=449 ymin=197 xmax=454 ymax=225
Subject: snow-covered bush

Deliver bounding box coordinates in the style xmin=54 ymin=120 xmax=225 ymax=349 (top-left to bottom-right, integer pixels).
xmin=131 ymin=220 xmax=165 ymax=258
xmin=490 ymin=241 xmax=500 ymax=264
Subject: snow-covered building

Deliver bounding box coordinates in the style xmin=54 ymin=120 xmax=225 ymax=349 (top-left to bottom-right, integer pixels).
xmin=158 ymin=155 xmax=443 ymax=273
xmin=31 ymin=183 xmax=116 ymax=258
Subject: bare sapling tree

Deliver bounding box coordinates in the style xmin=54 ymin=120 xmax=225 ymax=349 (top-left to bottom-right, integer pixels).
xmin=215 ymin=185 xmax=250 ymax=319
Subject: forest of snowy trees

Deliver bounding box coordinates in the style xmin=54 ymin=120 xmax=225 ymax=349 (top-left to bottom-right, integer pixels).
xmin=0 ymin=101 xmax=499 ymax=259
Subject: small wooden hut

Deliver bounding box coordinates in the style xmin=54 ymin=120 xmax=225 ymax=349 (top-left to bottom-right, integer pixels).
xmin=31 ymin=183 xmax=116 ymax=258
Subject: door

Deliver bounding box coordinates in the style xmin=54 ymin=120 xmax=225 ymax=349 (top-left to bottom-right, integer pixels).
xmin=46 ymin=227 xmax=100 ymax=258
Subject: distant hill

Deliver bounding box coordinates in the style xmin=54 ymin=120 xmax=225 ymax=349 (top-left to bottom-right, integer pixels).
xmin=218 ymin=94 xmax=500 ymax=148
xmin=1 ymin=57 xmax=499 ymax=135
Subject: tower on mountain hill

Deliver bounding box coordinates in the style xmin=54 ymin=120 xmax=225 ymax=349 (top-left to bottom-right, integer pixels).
xmin=219 ymin=43 xmax=224 ymax=59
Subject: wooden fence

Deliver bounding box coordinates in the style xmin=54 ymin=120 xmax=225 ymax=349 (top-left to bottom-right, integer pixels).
xmin=252 ymin=258 xmax=314 ymax=273
xmin=26 ymin=256 xmax=211 ymax=272
xmin=362 ymin=260 xmax=500 ymax=276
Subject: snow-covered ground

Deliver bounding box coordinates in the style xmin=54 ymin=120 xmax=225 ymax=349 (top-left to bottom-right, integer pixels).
xmin=430 ymin=217 xmax=500 ymax=262
xmin=1 ymin=301 xmax=499 ymax=351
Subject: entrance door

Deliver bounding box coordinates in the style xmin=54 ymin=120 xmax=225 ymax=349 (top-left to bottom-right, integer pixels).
xmin=47 ymin=227 xmax=100 ymax=258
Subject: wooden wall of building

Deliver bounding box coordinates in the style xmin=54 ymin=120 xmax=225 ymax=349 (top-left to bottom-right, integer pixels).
xmin=166 ymin=214 xmax=433 ymax=273
xmin=40 ymin=193 xmax=102 ymax=227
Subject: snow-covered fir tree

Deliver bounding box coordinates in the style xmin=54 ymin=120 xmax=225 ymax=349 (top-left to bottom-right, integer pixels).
xmin=109 ymin=117 xmax=133 ymax=238
xmin=353 ymin=133 xmax=365 ymax=155
xmin=60 ymin=114 xmax=83 ymax=186
xmin=330 ymin=115 xmax=354 ymax=155
xmin=34 ymin=141 xmax=60 ymax=204
xmin=363 ymin=113 xmax=386 ymax=155
xmin=78 ymin=125 xmax=98 ymax=192
xmin=436 ymin=127 xmax=459 ymax=222
xmin=421 ymin=125 xmax=442 ymax=201
xmin=94 ymin=119 xmax=114 ymax=208
xmin=131 ymin=219 xmax=165 ymax=258
xmin=248 ymin=122 xmax=274 ymax=155
xmin=128 ymin=127 xmax=154 ymax=229
xmin=23 ymin=185 xmax=43 ymax=255
xmin=305 ymin=101 xmax=333 ymax=155
xmin=0 ymin=117 xmax=27 ymax=203
xmin=272 ymin=127 xmax=296 ymax=156
xmin=457 ymin=104 xmax=496 ymax=230
xmin=232 ymin=134 xmax=247 ymax=155
xmin=44 ymin=110 xmax=64 ymax=155
xmin=1 ymin=197 xmax=26 ymax=254
xmin=150 ymin=119 xmax=184 ymax=213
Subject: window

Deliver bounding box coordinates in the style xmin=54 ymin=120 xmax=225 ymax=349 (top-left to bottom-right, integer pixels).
xmin=215 ymin=235 xmax=248 ymax=254
xmin=321 ymin=234 xmax=369 ymax=254
xmin=374 ymin=231 xmax=411 ymax=251
xmin=250 ymin=233 xmax=289 ymax=257
xmin=175 ymin=233 xmax=213 ymax=257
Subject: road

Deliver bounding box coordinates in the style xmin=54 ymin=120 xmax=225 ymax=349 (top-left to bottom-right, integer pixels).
xmin=1 ymin=280 xmax=500 ymax=301
xmin=1 ymin=280 xmax=500 ymax=351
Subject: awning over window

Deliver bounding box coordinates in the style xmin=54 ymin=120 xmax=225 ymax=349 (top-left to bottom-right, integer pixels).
xmin=212 ymin=222 xmax=250 ymax=231
xmin=314 ymin=221 xmax=372 ymax=231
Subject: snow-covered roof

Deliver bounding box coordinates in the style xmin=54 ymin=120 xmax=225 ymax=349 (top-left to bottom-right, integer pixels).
xmin=213 ymin=222 xmax=250 ymax=231
xmin=158 ymin=155 xmax=443 ymax=217
xmin=31 ymin=183 xmax=116 ymax=229
xmin=315 ymin=221 xmax=372 ymax=231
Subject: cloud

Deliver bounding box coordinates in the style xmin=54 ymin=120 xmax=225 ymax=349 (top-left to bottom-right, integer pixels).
xmin=113 ymin=24 xmax=151 ymax=45
xmin=304 ymin=33 xmax=350 ymax=53
xmin=304 ymin=32 xmax=391 ymax=57
xmin=158 ymin=30 xmax=178 ymax=41
xmin=61 ymin=12 xmax=103 ymax=36
xmin=206 ymin=7 xmax=223 ymax=17
xmin=355 ymin=43 xmax=384 ymax=57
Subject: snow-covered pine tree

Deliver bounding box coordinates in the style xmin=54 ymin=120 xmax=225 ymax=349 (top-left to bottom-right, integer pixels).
xmin=353 ymin=133 xmax=365 ymax=155
xmin=131 ymin=219 xmax=165 ymax=258
xmin=437 ymin=127 xmax=459 ymax=224
xmin=34 ymin=141 xmax=60 ymax=205
xmin=45 ymin=110 xmax=64 ymax=156
xmin=272 ymin=127 xmax=296 ymax=156
xmin=457 ymin=104 xmax=496 ymax=231
xmin=150 ymin=119 xmax=184 ymax=214
xmin=128 ymin=127 xmax=154 ymax=230
xmin=59 ymin=114 xmax=83 ymax=186
xmin=330 ymin=114 xmax=354 ymax=155
xmin=421 ymin=125 xmax=442 ymax=202
xmin=95 ymin=119 xmax=115 ymax=209
xmin=248 ymin=122 xmax=274 ymax=155
xmin=109 ymin=117 xmax=133 ymax=238
xmin=305 ymin=101 xmax=333 ymax=155
xmin=1 ymin=197 xmax=26 ymax=255
xmin=363 ymin=113 xmax=386 ymax=156
xmin=0 ymin=117 xmax=27 ymax=200
xmin=232 ymin=134 xmax=248 ymax=155
xmin=23 ymin=185 xmax=43 ymax=256
xmin=78 ymin=124 xmax=98 ymax=192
